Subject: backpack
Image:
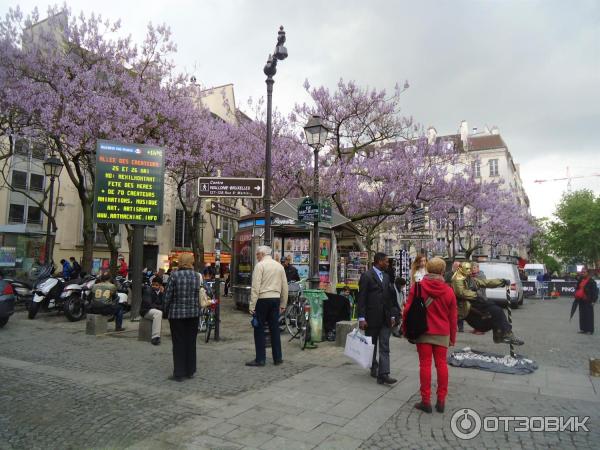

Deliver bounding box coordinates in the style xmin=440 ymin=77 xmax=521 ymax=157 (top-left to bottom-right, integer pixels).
xmin=404 ymin=283 xmax=434 ymax=341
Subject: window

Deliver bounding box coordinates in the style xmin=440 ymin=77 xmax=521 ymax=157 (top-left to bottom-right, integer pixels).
xmin=174 ymin=209 xmax=192 ymax=248
xmin=8 ymin=204 xmax=25 ymax=223
xmin=14 ymin=139 xmax=29 ymax=156
xmin=472 ymin=160 xmax=481 ymax=178
xmin=384 ymin=238 xmax=393 ymax=255
xmin=29 ymin=173 xmax=45 ymax=192
xmin=27 ymin=206 xmax=42 ymax=224
xmin=31 ymin=142 xmax=46 ymax=160
xmin=11 ymin=170 xmax=28 ymax=189
xmin=489 ymin=159 xmax=499 ymax=177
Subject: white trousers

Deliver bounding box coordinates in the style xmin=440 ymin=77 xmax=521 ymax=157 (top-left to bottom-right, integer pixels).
xmin=143 ymin=309 xmax=163 ymax=338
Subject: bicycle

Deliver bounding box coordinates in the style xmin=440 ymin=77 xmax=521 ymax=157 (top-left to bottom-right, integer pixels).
xmin=200 ymin=299 xmax=218 ymax=343
xmin=282 ymin=279 xmax=307 ymax=336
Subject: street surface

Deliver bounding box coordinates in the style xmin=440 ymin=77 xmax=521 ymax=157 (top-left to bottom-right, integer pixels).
xmin=0 ymin=296 xmax=598 ymax=449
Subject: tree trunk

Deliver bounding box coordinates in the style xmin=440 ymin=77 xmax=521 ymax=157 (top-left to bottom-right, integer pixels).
xmin=81 ymin=201 xmax=95 ymax=274
xmin=99 ymin=223 xmax=120 ymax=277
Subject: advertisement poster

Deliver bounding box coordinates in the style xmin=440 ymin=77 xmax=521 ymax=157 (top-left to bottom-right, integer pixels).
xmin=273 ymin=237 xmax=282 ymax=262
xmin=297 ymin=265 xmax=310 ymax=279
xmin=0 ymin=247 xmax=16 ymax=267
xmin=94 ymin=140 xmax=165 ymax=226
xmin=319 ymin=237 xmax=330 ymax=263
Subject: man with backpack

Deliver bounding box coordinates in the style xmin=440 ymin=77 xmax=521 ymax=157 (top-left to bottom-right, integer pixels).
xmin=357 ymin=252 xmax=400 ymax=385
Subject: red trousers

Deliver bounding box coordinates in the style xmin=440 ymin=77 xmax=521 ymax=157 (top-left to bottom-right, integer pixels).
xmin=416 ymin=343 xmax=448 ymax=405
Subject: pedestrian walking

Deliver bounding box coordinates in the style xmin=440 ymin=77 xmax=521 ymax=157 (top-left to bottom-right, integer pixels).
xmin=246 ymin=246 xmax=288 ymax=367
xmin=357 ymin=252 xmax=399 ymax=385
xmin=410 ymin=255 xmax=428 ymax=284
xmin=403 ymin=257 xmax=457 ymax=413
xmin=163 ymin=253 xmax=201 ymax=381
xmin=574 ymin=267 xmax=598 ymax=335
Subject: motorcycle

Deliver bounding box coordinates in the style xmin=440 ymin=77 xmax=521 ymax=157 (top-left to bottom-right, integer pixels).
xmin=4 ymin=278 xmax=33 ymax=310
xmin=61 ymin=274 xmax=97 ymax=322
xmin=28 ymin=265 xmax=65 ymax=320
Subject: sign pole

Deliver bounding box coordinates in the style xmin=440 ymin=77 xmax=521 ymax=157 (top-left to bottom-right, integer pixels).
xmin=214 ymin=172 xmax=222 ymax=341
xmin=130 ymin=224 xmax=144 ymax=321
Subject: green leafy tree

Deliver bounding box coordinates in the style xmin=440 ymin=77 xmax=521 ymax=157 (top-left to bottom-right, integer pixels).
xmin=548 ymin=190 xmax=600 ymax=267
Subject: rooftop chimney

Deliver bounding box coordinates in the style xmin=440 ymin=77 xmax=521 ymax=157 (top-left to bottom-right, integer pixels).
xmin=460 ymin=120 xmax=469 ymax=144
xmin=472 ymin=127 xmax=478 ymax=134
xmin=427 ymin=127 xmax=437 ymax=145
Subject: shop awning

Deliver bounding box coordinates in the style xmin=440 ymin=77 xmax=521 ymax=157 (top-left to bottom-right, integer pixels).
xmin=0 ymin=224 xmax=48 ymax=235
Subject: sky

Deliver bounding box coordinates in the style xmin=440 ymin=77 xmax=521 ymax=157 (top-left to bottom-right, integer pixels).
xmin=3 ymin=0 xmax=599 ymax=218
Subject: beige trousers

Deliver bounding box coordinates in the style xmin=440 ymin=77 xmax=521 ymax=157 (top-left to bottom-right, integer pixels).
xmin=143 ymin=309 xmax=163 ymax=338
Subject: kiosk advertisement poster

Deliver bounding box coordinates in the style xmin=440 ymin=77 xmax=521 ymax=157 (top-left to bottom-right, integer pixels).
xmin=94 ymin=140 xmax=165 ymax=225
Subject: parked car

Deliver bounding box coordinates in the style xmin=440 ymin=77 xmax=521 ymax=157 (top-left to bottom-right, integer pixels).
xmin=478 ymin=261 xmax=524 ymax=307
xmin=0 ymin=274 xmax=16 ymax=328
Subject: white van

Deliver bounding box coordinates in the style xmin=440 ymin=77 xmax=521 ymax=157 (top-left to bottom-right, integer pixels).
xmin=524 ymin=263 xmax=546 ymax=282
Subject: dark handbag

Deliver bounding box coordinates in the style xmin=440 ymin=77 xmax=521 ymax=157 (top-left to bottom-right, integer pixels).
xmin=404 ymin=283 xmax=433 ymax=342
xmin=250 ymin=314 xmax=260 ymax=328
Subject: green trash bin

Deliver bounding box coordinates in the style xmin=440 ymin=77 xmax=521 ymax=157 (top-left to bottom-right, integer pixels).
xmin=304 ymin=289 xmax=328 ymax=343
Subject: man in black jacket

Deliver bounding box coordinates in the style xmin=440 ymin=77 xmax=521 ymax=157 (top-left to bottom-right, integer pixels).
xmin=282 ymin=256 xmax=300 ymax=282
xmin=357 ymin=252 xmax=400 ymax=385
xmin=139 ymin=279 xmax=165 ymax=345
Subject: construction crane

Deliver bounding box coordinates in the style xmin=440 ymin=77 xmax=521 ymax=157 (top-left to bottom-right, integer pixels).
xmin=534 ymin=166 xmax=600 ymax=192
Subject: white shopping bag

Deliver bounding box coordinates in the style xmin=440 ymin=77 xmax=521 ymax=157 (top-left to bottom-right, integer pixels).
xmin=344 ymin=329 xmax=375 ymax=369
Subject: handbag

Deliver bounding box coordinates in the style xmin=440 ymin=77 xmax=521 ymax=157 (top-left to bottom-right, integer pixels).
xmin=404 ymin=283 xmax=434 ymax=342
xmin=197 ymin=273 xmax=211 ymax=308
xmin=344 ymin=328 xmax=375 ymax=369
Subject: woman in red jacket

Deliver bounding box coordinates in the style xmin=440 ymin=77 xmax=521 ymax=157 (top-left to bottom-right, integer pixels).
xmin=403 ymin=257 xmax=457 ymax=413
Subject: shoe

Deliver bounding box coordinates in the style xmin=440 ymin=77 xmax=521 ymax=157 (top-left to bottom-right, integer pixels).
xmin=274 ymin=360 xmax=283 ymax=365
xmin=370 ymin=364 xmax=378 ymax=378
xmin=435 ymin=401 xmax=445 ymax=413
xmin=377 ymin=375 xmax=397 ymax=385
xmin=501 ymin=332 xmax=524 ymax=346
xmin=414 ymin=402 xmax=432 ymax=413
xmin=115 ymin=327 xmax=126 ymax=332
xmin=151 ymin=337 xmax=161 ymax=345
xmin=168 ymin=375 xmax=184 ymax=382
xmin=245 ymin=360 xmax=266 ymax=367
xmin=186 ymin=373 xmax=195 ymax=379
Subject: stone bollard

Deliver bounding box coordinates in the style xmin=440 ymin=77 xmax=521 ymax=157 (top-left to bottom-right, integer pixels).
xmin=335 ymin=320 xmax=358 ymax=347
xmin=590 ymin=358 xmax=600 ymax=377
xmin=86 ymin=314 xmax=108 ymax=336
xmin=138 ymin=318 xmax=153 ymax=342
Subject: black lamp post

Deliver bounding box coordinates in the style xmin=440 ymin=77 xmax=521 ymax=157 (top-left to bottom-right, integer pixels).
xmin=303 ymin=115 xmax=329 ymax=289
xmin=263 ymin=26 xmax=288 ymax=247
xmin=448 ymin=206 xmax=458 ymax=260
xmin=43 ymin=154 xmax=63 ymax=265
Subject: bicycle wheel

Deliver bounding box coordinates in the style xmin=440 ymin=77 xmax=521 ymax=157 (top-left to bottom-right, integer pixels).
xmin=285 ymin=302 xmax=301 ymax=336
xmin=298 ymin=313 xmax=307 ymax=350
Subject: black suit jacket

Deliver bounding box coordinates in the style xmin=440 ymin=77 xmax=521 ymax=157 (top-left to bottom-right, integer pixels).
xmin=357 ymin=268 xmax=399 ymax=331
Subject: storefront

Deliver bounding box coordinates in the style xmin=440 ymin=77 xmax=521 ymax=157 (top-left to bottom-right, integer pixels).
xmin=168 ymin=250 xmax=232 ymax=275
xmin=0 ymin=224 xmax=47 ymax=279
xmin=231 ymin=198 xmax=362 ymax=309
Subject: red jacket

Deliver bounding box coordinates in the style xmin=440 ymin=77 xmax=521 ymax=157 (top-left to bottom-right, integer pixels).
xmin=403 ymin=274 xmax=458 ymax=345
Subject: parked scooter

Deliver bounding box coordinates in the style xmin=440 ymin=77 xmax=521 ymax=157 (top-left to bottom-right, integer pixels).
xmin=4 ymin=278 xmax=33 ymax=310
xmin=61 ymin=274 xmax=97 ymax=321
xmin=28 ymin=265 xmax=65 ymax=320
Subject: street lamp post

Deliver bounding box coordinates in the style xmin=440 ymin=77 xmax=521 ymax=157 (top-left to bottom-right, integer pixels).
xmin=43 ymin=154 xmax=64 ymax=265
xmin=303 ymin=115 xmax=329 ymax=290
xmin=448 ymin=206 xmax=458 ymax=261
xmin=263 ymin=26 xmax=288 ymax=247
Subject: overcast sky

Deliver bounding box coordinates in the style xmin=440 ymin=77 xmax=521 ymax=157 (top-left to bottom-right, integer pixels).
xmin=4 ymin=0 xmax=600 ymax=218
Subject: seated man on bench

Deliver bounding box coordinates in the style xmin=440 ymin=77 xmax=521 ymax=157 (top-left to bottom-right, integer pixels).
xmin=140 ymin=279 xmax=164 ymax=345
xmin=89 ymin=272 xmax=125 ymax=332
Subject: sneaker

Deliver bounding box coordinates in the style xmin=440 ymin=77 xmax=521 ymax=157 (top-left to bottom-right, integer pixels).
xmin=435 ymin=401 xmax=445 ymax=413
xmin=115 ymin=327 xmax=126 ymax=332
xmin=502 ymin=332 xmax=524 ymax=346
xmin=274 ymin=360 xmax=283 ymax=365
xmin=151 ymin=337 xmax=161 ymax=346
xmin=414 ymin=402 xmax=432 ymax=413
xmin=168 ymin=375 xmax=184 ymax=382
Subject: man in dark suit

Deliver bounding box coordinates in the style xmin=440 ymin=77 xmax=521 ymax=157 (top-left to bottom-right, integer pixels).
xmin=357 ymin=252 xmax=400 ymax=385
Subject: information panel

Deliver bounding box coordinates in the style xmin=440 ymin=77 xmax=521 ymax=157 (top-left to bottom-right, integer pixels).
xmin=93 ymin=140 xmax=165 ymax=225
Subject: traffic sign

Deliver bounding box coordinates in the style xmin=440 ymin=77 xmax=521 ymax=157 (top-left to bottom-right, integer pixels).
xmin=198 ymin=177 xmax=264 ymax=198
xmin=411 ymin=216 xmax=427 ymax=224
xmin=298 ymin=197 xmax=319 ymax=222
xmin=208 ymin=201 xmax=240 ymax=220
xmin=400 ymin=234 xmax=433 ymax=240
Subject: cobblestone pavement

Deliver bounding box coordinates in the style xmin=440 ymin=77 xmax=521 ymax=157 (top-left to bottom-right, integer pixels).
xmin=1 ymin=295 xmax=599 ymax=449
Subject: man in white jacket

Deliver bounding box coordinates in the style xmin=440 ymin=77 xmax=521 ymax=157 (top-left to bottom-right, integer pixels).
xmin=246 ymin=246 xmax=289 ymax=367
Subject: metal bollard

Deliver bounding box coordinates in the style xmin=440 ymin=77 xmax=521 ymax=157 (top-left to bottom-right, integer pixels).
xmin=506 ymin=286 xmax=515 ymax=358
